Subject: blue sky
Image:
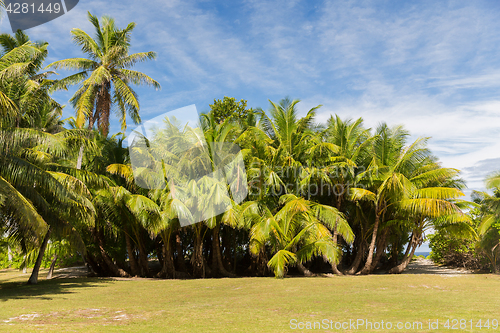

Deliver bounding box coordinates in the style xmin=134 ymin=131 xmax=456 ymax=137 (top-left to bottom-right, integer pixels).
xmin=2 ymin=0 xmax=500 ymax=200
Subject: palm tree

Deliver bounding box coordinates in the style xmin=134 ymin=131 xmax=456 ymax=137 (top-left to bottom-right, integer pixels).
xmin=351 ymin=124 xmax=466 ymax=274
xmin=47 ymin=12 xmax=160 ymax=137
xmin=0 ymin=127 xmax=95 ymax=283
xmin=472 ymin=174 xmax=500 ymax=273
xmin=249 ymin=194 xmax=353 ymax=278
xmin=322 ymin=115 xmax=373 ymax=274
xmin=0 ymin=30 xmax=59 ymax=129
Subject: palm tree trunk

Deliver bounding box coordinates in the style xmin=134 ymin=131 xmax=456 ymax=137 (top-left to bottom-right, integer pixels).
xmin=98 ymin=244 xmax=129 ymax=277
xmin=369 ymin=230 xmax=389 ymax=273
xmin=135 ymin=229 xmax=150 ymax=277
xmin=345 ymin=242 xmax=364 ymax=275
xmin=27 ymin=227 xmax=51 ymax=285
xmin=330 ymin=197 xmax=343 ymax=275
xmin=7 ymin=244 xmax=12 ymax=268
xmin=388 ymin=233 xmax=419 ymax=274
xmin=46 ymin=254 xmax=58 ymax=279
xmin=76 ymin=145 xmax=84 ymax=169
xmin=297 ymin=262 xmax=315 ymax=276
xmin=125 ymin=233 xmax=140 ymax=276
xmin=165 ymin=236 xmax=176 ymax=278
xmin=158 ymin=231 xmax=175 ymax=278
xmin=192 ymin=226 xmax=205 ymax=278
xmin=211 ymin=224 xmax=234 ymax=277
xmin=94 ymin=229 xmax=129 ymax=277
xmin=175 ymin=231 xmax=187 ymax=273
xmin=97 ymin=84 xmax=111 ymax=137
xmin=330 ymin=231 xmax=343 ymax=275
xmin=358 ymin=213 xmax=380 ymax=275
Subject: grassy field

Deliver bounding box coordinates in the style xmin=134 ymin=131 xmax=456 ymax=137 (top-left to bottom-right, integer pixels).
xmin=0 ymin=269 xmax=499 ymax=332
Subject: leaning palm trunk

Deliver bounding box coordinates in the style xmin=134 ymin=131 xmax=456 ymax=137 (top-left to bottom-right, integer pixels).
xmin=95 ymin=230 xmax=129 ymax=277
xmin=358 ymin=214 xmax=380 ymax=275
xmin=46 ymin=254 xmax=58 ymax=279
xmin=369 ymin=230 xmax=389 ymax=273
xmin=297 ymin=262 xmax=315 ymax=277
xmin=28 ymin=227 xmax=51 ymax=285
xmin=345 ymin=242 xmax=365 ymax=275
xmin=330 ymin=231 xmax=343 ymax=275
xmin=388 ymin=233 xmax=420 ymax=274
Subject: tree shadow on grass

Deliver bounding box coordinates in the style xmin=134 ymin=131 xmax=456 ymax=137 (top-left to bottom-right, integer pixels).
xmin=0 ymin=277 xmax=113 ymax=301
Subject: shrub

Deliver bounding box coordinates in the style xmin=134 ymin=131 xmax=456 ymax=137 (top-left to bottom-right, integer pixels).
xmin=428 ymin=233 xmax=484 ymax=270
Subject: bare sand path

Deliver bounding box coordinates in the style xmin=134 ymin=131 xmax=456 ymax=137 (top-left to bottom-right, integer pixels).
xmin=403 ymin=258 xmax=472 ymax=276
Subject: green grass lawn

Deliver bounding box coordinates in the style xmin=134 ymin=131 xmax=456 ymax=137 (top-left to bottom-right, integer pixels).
xmin=0 ymin=269 xmax=499 ymax=332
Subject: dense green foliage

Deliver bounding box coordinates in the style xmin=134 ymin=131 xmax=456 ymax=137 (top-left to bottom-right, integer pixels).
xmin=428 ymin=187 xmax=500 ymax=272
xmin=0 ymin=13 xmax=496 ymax=284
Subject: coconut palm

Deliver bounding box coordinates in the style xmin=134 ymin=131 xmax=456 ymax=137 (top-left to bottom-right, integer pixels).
xmin=47 ymin=12 xmax=160 ymax=137
xmin=0 ymin=127 xmax=95 ymax=283
xmin=249 ymin=194 xmax=353 ymax=278
xmin=321 ymin=115 xmax=373 ymax=274
xmin=351 ymin=124 xmax=467 ymax=274
xmin=471 ymin=174 xmax=500 ymax=273
xmin=0 ymin=30 xmax=59 ymax=129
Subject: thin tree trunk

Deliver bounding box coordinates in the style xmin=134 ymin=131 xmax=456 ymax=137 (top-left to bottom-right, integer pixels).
xmin=388 ymin=233 xmax=420 ymax=274
xmin=165 ymin=236 xmax=175 ymax=278
xmin=158 ymin=231 xmax=175 ymax=278
xmin=330 ymin=231 xmax=343 ymax=275
xmin=192 ymin=226 xmax=205 ymax=278
xmin=369 ymin=230 xmax=389 ymax=273
xmin=330 ymin=197 xmax=344 ymax=275
xmin=175 ymin=231 xmax=187 ymax=273
xmin=7 ymin=245 xmax=12 ymax=268
xmin=27 ymin=227 xmax=51 ymax=285
xmin=254 ymin=248 xmax=268 ymax=276
xmin=155 ymin=235 xmax=164 ymax=268
xmin=211 ymin=224 xmax=234 ymax=277
xmin=98 ymin=245 xmax=129 ymax=277
xmin=297 ymin=262 xmax=315 ymax=277
xmin=358 ymin=213 xmax=380 ymax=275
xmin=232 ymin=229 xmax=238 ymax=273
xmin=345 ymin=242 xmax=365 ymax=275
xmin=85 ymin=252 xmax=103 ymax=275
xmin=81 ymin=252 xmax=94 ymax=274
xmin=94 ymin=229 xmax=129 ymax=277
xmin=46 ymin=254 xmax=58 ymax=279
xmin=125 ymin=233 xmax=140 ymax=276
xmin=97 ymin=84 xmax=111 ymax=137
xmin=76 ymin=145 xmax=84 ymax=169
xmin=137 ymin=240 xmax=150 ymax=277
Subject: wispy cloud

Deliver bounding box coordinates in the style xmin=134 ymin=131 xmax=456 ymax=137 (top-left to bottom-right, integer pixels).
xmin=2 ymin=0 xmax=500 ymax=190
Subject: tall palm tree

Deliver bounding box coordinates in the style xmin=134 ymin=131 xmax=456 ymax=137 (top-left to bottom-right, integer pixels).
xmin=47 ymin=12 xmax=160 ymax=137
xmin=322 ymin=115 xmax=373 ymax=274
